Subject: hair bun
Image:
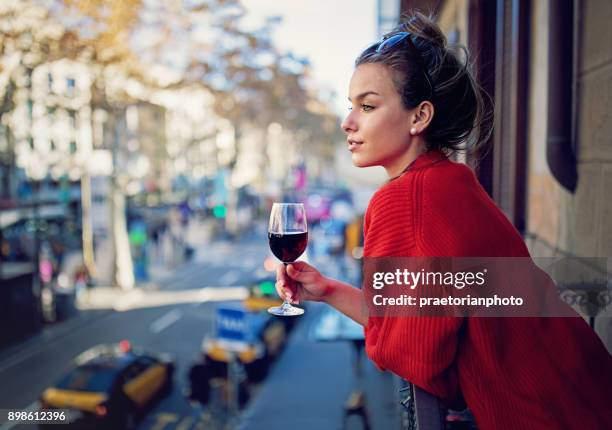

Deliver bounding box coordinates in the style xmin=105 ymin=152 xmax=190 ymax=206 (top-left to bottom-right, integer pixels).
xmin=401 ymin=12 xmax=447 ymax=50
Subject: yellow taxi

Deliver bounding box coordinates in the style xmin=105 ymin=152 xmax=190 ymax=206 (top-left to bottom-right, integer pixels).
xmin=39 ymin=341 xmax=174 ymax=429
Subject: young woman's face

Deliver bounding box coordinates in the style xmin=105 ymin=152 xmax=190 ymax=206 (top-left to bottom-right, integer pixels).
xmin=342 ymin=63 xmax=415 ymax=176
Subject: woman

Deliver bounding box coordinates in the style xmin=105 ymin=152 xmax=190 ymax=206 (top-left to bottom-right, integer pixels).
xmin=276 ymin=12 xmax=612 ymax=429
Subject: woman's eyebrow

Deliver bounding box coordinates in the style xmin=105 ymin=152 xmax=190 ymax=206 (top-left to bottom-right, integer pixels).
xmin=348 ymin=90 xmax=381 ymax=102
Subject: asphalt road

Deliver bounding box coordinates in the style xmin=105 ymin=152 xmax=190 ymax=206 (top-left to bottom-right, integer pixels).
xmin=0 ymin=231 xmax=272 ymax=430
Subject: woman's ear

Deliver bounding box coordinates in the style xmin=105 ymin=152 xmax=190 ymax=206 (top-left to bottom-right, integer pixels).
xmin=411 ymin=101 xmax=434 ymax=133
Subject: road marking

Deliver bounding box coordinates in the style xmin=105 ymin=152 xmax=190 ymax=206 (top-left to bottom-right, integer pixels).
xmin=0 ymin=343 xmax=46 ymax=375
xmin=0 ymin=401 xmax=39 ymax=430
xmin=0 ymin=285 xmax=248 ymax=373
xmin=150 ymin=309 xmax=182 ymax=334
xmin=0 ymin=311 xmax=111 ymax=374
xmin=176 ymin=416 xmax=194 ymax=430
xmin=150 ymin=413 xmax=179 ymax=430
xmin=219 ymin=270 xmax=240 ymax=285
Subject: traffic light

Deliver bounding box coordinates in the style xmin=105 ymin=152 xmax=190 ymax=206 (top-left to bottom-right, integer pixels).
xmin=213 ymin=204 xmax=226 ymax=218
xmin=258 ymin=281 xmax=276 ymax=296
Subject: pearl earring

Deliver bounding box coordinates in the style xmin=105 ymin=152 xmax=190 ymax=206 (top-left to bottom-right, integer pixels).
xmin=410 ymin=127 xmax=417 ymax=135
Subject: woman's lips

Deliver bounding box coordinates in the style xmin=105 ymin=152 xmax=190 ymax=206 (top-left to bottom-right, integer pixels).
xmin=348 ymin=140 xmax=363 ymax=151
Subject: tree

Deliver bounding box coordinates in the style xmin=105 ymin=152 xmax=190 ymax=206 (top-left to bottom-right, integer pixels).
xmin=0 ymin=0 xmax=140 ymax=288
xmin=2 ymin=0 xmax=343 ymax=286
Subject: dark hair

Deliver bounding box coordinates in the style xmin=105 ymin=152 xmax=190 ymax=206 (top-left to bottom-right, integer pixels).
xmin=355 ymin=12 xmax=493 ymax=154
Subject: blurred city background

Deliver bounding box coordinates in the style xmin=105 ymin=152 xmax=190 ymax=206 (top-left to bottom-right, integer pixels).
xmin=0 ymin=0 xmax=611 ymax=429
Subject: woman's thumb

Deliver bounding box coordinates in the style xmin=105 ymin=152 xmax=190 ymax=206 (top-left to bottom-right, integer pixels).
xmin=286 ymin=263 xmax=307 ymax=281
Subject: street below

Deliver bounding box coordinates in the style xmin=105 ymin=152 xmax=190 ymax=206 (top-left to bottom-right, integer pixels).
xmin=0 ymin=230 xmax=272 ymax=430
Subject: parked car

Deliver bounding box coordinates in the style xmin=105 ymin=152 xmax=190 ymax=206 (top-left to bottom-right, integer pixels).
xmin=39 ymin=341 xmax=174 ymax=429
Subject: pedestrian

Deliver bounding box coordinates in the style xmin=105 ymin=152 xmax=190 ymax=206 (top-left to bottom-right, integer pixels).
xmin=74 ymin=263 xmax=89 ymax=304
xmin=275 ymin=12 xmax=612 ymax=429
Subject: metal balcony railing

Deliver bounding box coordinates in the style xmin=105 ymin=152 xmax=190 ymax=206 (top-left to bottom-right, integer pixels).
xmin=396 ymin=378 xmax=446 ymax=430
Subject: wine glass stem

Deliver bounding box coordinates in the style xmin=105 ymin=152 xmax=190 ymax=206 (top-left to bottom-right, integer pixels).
xmin=282 ymin=262 xmax=293 ymax=309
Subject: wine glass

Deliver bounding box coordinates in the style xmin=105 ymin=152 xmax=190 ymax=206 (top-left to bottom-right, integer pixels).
xmin=268 ymin=203 xmax=308 ymax=316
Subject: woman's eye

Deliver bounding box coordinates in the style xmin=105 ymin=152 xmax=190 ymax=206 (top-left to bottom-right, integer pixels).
xmin=348 ymin=106 xmax=353 ymax=112
xmin=361 ymin=104 xmax=374 ymax=112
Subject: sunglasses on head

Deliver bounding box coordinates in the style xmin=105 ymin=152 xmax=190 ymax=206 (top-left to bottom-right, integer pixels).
xmin=376 ymin=32 xmax=412 ymax=53
xmin=367 ymin=32 xmax=435 ymax=99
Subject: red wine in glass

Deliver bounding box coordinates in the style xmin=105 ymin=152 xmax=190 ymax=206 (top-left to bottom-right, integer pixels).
xmin=268 ymin=231 xmax=308 ymax=263
xmin=268 ymin=203 xmax=307 ymax=316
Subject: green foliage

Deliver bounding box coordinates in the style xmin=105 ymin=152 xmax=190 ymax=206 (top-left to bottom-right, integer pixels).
xmin=0 ymin=0 xmax=342 ymax=176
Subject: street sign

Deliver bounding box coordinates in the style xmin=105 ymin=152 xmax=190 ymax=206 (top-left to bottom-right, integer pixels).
xmin=216 ymin=307 xmax=248 ymax=343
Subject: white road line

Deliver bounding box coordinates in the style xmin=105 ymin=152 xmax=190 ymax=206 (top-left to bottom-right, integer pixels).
xmin=219 ymin=270 xmax=240 ymax=285
xmin=150 ymin=309 xmax=182 ymax=334
xmin=176 ymin=416 xmax=194 ymax=430
xmin=0 ymin=344 xmax=45 ymax=375
xmin=0 ymin=401 xmax=39 ymax=430
xmin=0 ymin=310 xmax=113 ymax=373
xmin=150 ymin=413 xmax=179 ymax=430
xmin=0 ymin=284 xmax=247 ymax=373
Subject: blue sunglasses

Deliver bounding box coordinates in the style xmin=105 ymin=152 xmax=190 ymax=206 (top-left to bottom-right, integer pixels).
xmin=376 ymin=32 xmax=412 ymax=53
xmin=369 ymin=32 xmax=435 ymax=99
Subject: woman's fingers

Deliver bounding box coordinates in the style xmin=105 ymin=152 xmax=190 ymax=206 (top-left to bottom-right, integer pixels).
xmin=286 ymin=263 xmax=306 ymax=281
xmin=275 ymin=264 xmax=287 ymax=298
xmin=275 ymin=280 xmax=292 ymax=301
xmin=286 ymin=263 xmax=316 ymax=285
xmin=275 ymin=264 xmax=296 ymax=301
xmin=288 ymin=261 xmax=311 ymax=272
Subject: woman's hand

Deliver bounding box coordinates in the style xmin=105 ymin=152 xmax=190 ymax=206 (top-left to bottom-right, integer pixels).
xmin=275 ymin=261 xmax=330 ymax=304
xmin=276 ymin=260 xmax=367 ymax=326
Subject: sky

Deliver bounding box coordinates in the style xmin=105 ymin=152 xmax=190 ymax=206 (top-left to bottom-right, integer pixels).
xmin=238 ymin=0 xmax=378 ymax=117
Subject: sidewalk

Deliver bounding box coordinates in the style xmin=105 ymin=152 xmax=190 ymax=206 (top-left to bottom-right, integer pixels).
xmin=238 ymin=302 xmax=399 ymax=430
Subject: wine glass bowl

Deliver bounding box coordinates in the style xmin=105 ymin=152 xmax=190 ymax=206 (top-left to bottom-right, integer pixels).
xmin=268 ymin=231 xmax=308 ymax=263
xmin=268 ymin=203 xmax=308 ymax=316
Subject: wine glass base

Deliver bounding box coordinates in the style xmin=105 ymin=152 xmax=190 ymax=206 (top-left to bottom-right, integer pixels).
xmin=268 ymin=305 xmax=304 ymax=316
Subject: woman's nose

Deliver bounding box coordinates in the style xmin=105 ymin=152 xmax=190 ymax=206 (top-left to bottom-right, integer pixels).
xmin=341 ymin=111 xmax=357 ymax=134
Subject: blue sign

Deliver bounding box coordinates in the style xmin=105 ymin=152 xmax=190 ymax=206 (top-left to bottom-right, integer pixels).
xmin=216 ymin=307 xmax=248 ymax=342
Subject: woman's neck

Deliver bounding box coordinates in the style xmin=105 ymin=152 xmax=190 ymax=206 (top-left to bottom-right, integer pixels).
xmin=384 ymin=139 xmax=428 ymax=179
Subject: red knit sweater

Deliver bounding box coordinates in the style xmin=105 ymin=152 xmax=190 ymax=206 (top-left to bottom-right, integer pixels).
xmin=363 ymin=150 xmax=612 ymax=429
